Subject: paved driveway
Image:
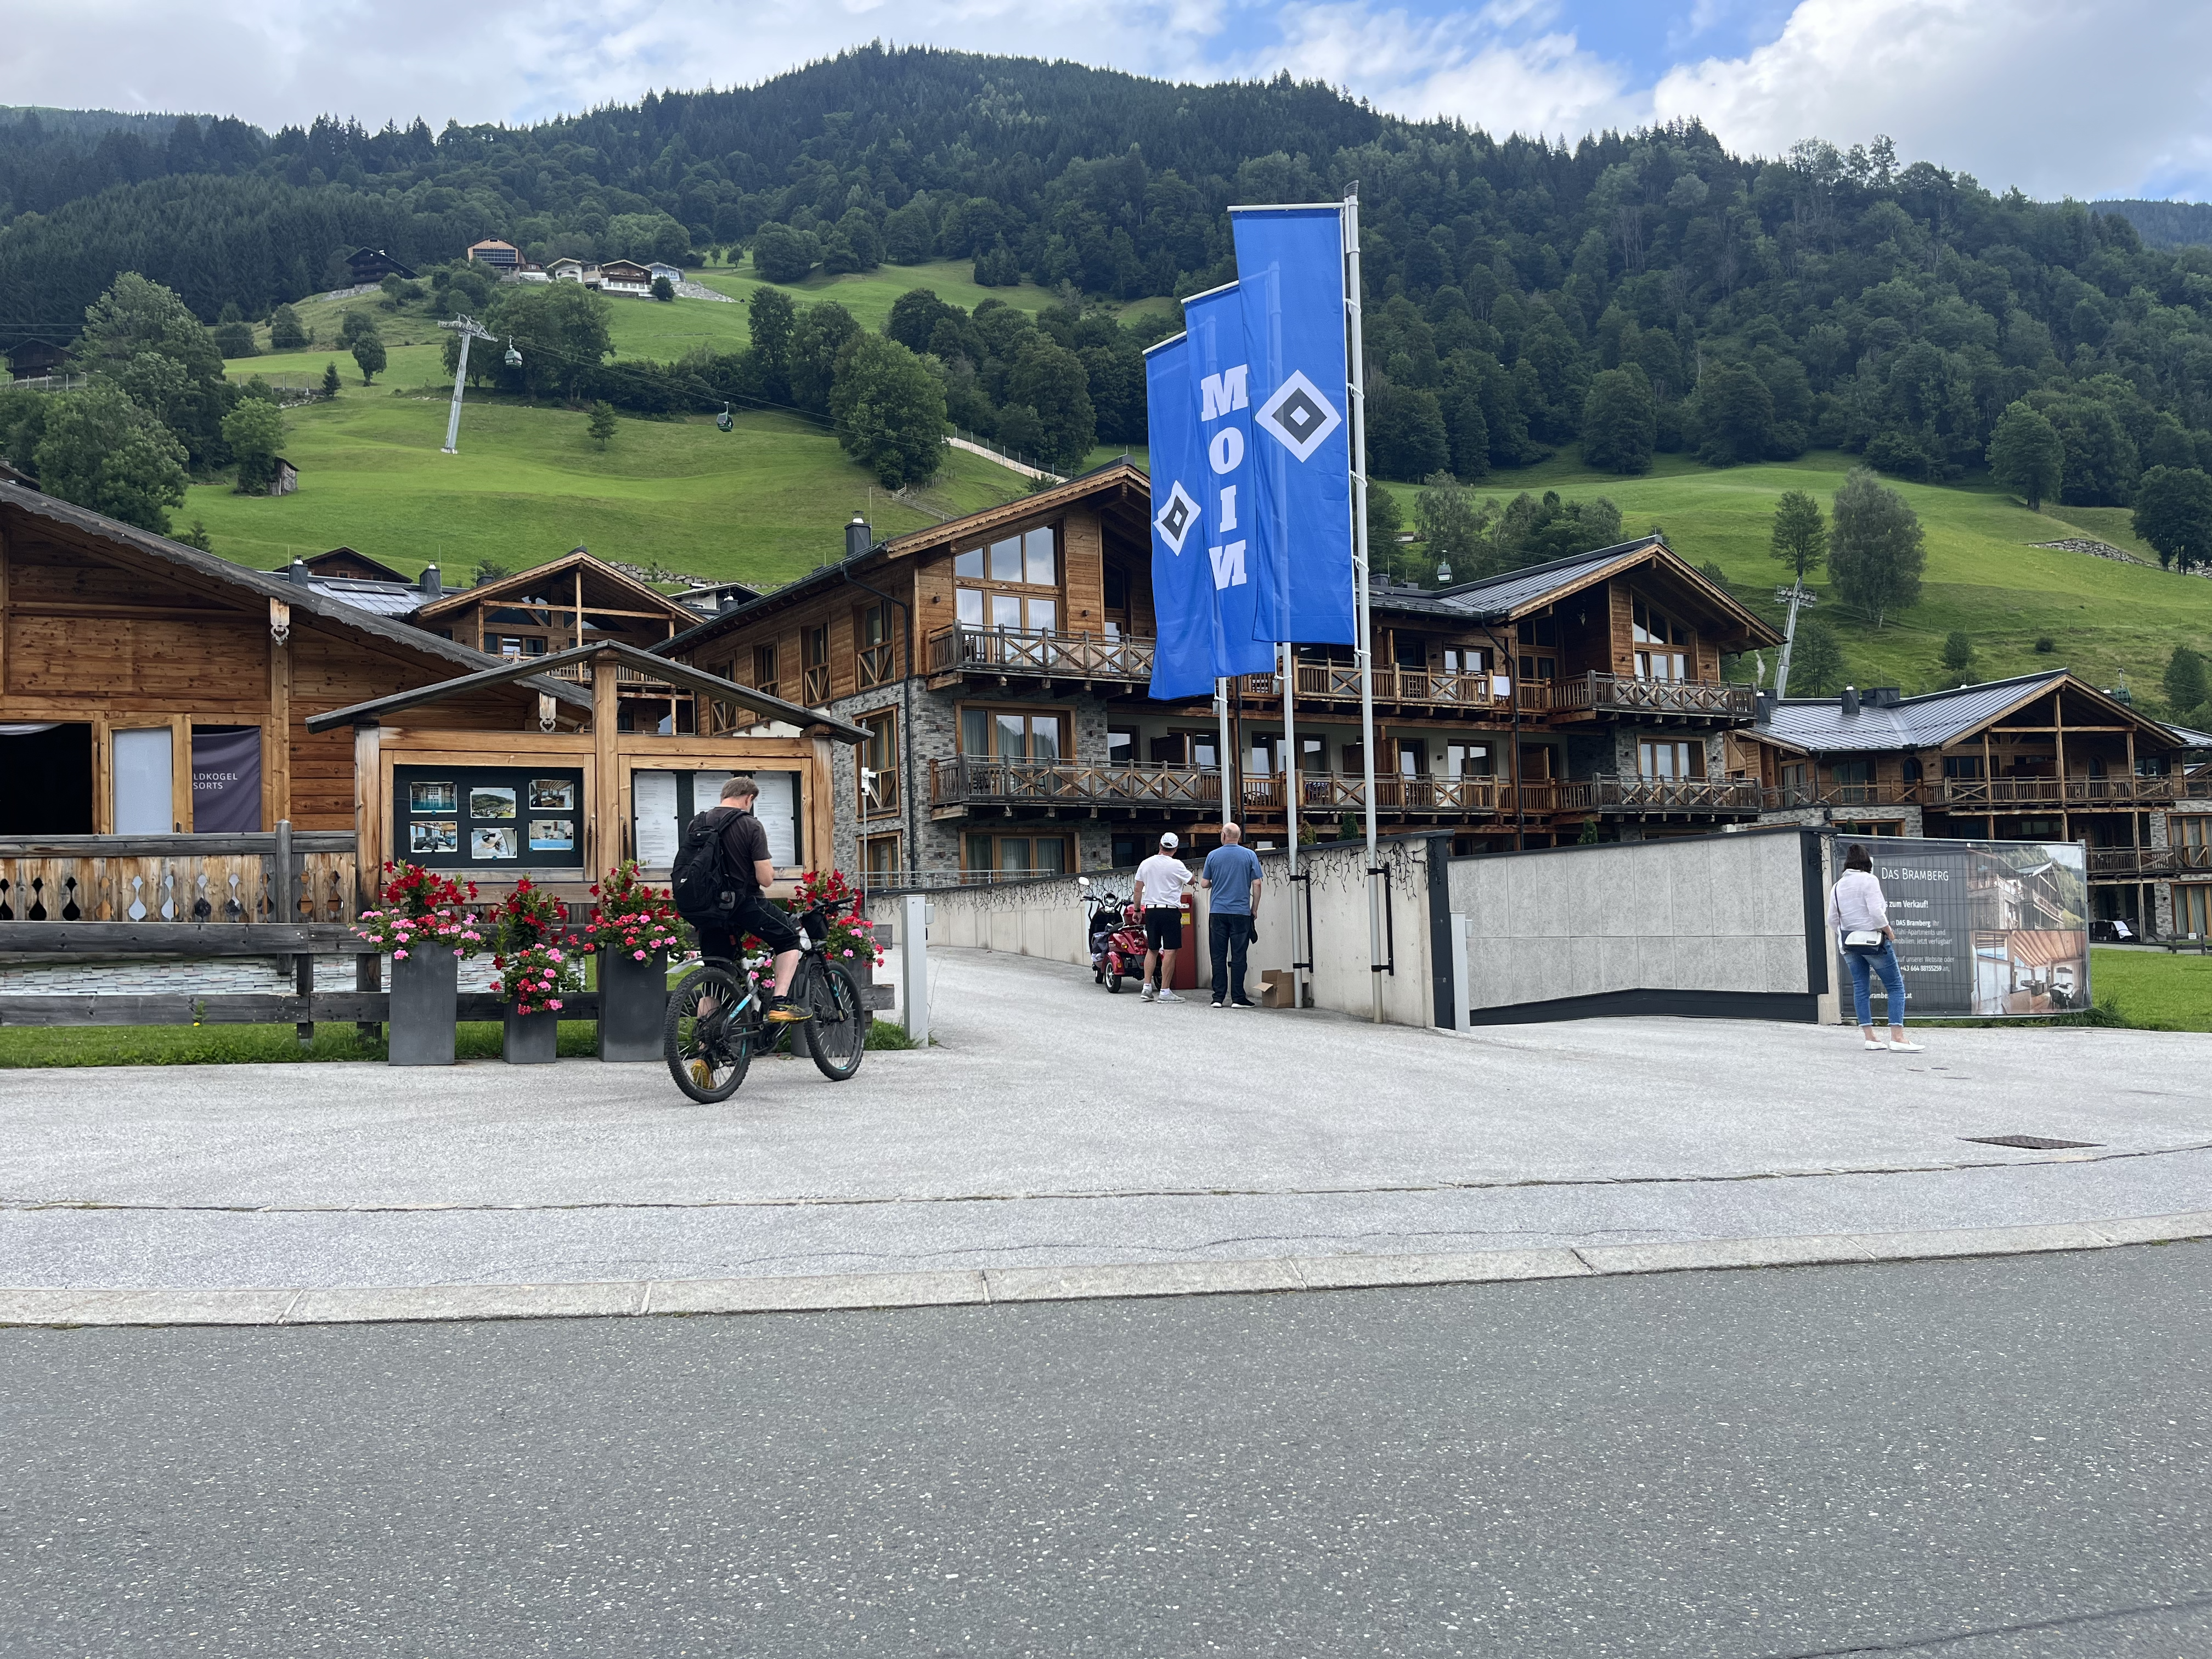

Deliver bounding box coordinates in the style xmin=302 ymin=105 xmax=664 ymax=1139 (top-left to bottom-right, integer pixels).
xmin=3 ymin=949 xmax=2208 ymax=1289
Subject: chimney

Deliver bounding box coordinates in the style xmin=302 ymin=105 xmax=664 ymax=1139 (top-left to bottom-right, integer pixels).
xmin=718 ymin=588 xmax=740 ymax=613
xmin=1754 ymin=690 xmax=1776 ymax=723
xmin=1869 ymin=686 xmax=1901 ymax=708
xmin=1841 ymin=685 xmax=1860 ymax=716
xmin=419 ymin=562 xmax=442 ymax=596
xmin=286 ymin=557 xmax=311 ymax=586
xmin=845 ymin=514 xmax=872 ymax=561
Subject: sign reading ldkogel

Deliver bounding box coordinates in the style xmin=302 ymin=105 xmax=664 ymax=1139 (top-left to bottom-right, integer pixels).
xmin=1839 ymin=836 xmax=2090 ymax=1019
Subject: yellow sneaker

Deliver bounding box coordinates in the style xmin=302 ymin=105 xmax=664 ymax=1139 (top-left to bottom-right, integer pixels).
xmin=764 ymin=997 xmax=812 ymax=1023
xmin=689 ymin=1059 xmax=713 ymax=1088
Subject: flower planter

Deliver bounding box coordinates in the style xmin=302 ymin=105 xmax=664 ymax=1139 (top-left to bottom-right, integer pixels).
xmin=503 ymin=1005 xmax=560 ymax=1065
xmin=387 ymin=949 xmax=459 ymax=1066
xmin=597 ymin=949 xmax=668 ymax=1063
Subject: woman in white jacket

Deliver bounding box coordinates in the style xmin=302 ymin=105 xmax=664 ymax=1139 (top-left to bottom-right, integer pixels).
xmin=1827 ymin=843 xmax=1924 ymax=1053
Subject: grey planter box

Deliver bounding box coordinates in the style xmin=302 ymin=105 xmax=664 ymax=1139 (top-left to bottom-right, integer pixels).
xmin=503 ymin=1006 xmax=560 ymax=1065
xmin=597 ymin=949 xmax=668 ymax=1062
xmin=388 ymin=948 xmax=458 ymax=1066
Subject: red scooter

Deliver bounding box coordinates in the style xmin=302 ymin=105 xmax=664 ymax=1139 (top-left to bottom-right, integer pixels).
xmin=1079 ymin=877 xmax=1147 ymax=993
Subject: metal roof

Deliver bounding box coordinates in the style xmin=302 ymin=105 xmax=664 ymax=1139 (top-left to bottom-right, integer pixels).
xmin=1426 ymin=543 xmax=1647 ymax=618
xmin=302 ymin=577 xmax=425 ymax=617
xmin=1753 ymin=672 xmax=2183 ymax=753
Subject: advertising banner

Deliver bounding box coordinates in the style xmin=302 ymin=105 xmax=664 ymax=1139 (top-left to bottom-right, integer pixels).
xmin=1228 ymin=205 xmax=1356 ymax=647
xmin=189 ymin=727 xmax=262 ymax=833
xmin=1142 ymin=332 xmax=1216 ymax=702
xmin=1180 ymin=281 xmax=1275 ymax=681
xmin=1841 ymin=836 xmax=2090 ymax=1019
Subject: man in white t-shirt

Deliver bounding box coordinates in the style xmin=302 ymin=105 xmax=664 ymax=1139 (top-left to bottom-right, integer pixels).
xmin=1132 ymin=831 xmax=1194 ymax=1004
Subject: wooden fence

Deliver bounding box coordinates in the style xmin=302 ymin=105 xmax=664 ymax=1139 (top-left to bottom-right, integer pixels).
xmin=0 ymin=829 xmax=357 ymax=925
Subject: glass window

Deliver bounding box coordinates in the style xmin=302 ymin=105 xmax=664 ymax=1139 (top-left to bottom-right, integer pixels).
xmin=1639 ymin=741 xmax=1706 ymax=780
xmin=1152 ymin=733 xmax=1189 ymax=766
xmin=1023 ymin=528 xmax=1056 ymax=586
xmin=1026 ymin=597 xmax=1057 ymax=634
xmin=864 ymin=834 xmax=901 ymax=881
xmin=1398 ymin=740 xmax=1427 ymax=776
xmin=1192 ymin=735 xmax=1219 ymax=770
xmin=957 ymin=588 xmax=984 ymax=627
xmin=1246 ymin=744 xmax=1272 ymax=776
xmin=1445 ymin=742 xmax=1491 ymax=777
xmin=964 ymin=832 xmax=994 ymax=870
xmin=2179 ymin=885 xmax=2210 ymax=936
xmin=964 ymin=707 xmax=1064 ymax=759
xmin=1029 ymin=718 xmax=1060 ymax=762
xmin=955 ymin=548 xmax=984 ymax=579
xmin=499 ymin=637 xmax=524 ymax=656
xmin=989 ymin=536 xmax=1024 ymax=581
xmin=999 ymin=836 xmax=1033 ymax=871
xmin=1108 ymin=730 xmax=1134 ymax=765
xmin=1035 ymin=837 xmax=1068 ymax=875
xmin=991 ymin=593 xmax=1022 ymax=631
xmin=962 ymin=708 xmax=991 ymax=755
xmin=1393 ymin=634 xmax=1427 ymax=668
xmin=996 ymin=712 xmax=1028 ymax=758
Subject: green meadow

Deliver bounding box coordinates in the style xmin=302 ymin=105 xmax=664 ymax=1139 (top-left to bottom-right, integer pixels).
xmin=180 ymin=389 xmax=1034 ymax=584
xmin=1379 ymin=450 xmax=2212 ymax=698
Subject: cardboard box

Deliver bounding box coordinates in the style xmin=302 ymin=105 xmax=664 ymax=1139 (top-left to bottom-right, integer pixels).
xmin=1259 ymin=969 xmax=1294 ymax=1008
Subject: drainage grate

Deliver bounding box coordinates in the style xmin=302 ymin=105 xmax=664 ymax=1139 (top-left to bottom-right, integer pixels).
xmin=1963 ymin=1135 xmax=2103 ymax=1150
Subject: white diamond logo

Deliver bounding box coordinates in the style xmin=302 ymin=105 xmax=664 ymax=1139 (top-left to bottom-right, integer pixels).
xmin=1153 ymin=479 xmax=1200 ymax=555
xmin=1255 ymin=369 xmax=1342 ymax=462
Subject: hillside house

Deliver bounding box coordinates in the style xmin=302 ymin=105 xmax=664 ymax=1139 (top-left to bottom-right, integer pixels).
xmin=344 ymin=248 xmax=415 ymax=285
xmin=303 ymin=547 xmax=410 ymax=583
xmin=549 ymin=258 xmax=589 ymax=283
xmin=1740 ymin=674 xmax=2211 ymax=938
xmin=596 ymin=259 xmax=652 ymax=297
xmin=648 ymin=262 xmax=682 ymax=287
xmin=653 ymin=461 xmax=1783 ymax=882
xmin=465 ymin=239 xmax=520 ymax=269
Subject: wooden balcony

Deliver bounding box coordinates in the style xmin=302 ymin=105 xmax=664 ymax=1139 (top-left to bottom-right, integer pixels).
xmin=927 ymin=625 xmax=1154 ymax=686
xmin=2089 ymin=845 xmax=2212 ymax=879
xmin=930 ymin=756 xmax=1219 ymax=817
xmin=1592 ymin=776 xmax=1765 ymax=814
xmin=1551 ymin=674 xmax=1758 ymax=721
xmin=1765 ymin=776 xmax=2178 ymax=811
xmin=1238 ymin=772 xmax=1500 ymax=817
xmin=1235 ymin=662 xmax=1505 ymax=714
xmin=543 ymin=658 xmax=684 ymax=693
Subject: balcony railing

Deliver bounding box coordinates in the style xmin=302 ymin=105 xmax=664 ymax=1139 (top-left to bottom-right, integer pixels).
xmin=1237 ymin=663 xmax=1505 ymax=712
xmin=1237 ymin=772 xmax=1500 ymax=816
xmin=1553 ymin=674 xmax=1758 ymax=720
xmin=1764 ymin=776 xmax=2179 ymax=811
xmin=2090 ymin=845 xmax=2212 ymax=879
xmin=1593 ymin=776 xmax=1765 ymax=813
xmin=804 ymin=664 xmax=831 ymax=703
xmin=931 ymin=757 xmax=1221 ymax=812
xmin=543 ymin=659 xmax=682 ymax=691
xmin=856 ymin=642 xmax=897 ymax=690
xmin=927 ymin=625 xmax=1155 ymax=683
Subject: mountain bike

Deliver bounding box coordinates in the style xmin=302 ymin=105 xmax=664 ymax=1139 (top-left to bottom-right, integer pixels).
xmin=662 ymin=904 xmax=868 ymax=1102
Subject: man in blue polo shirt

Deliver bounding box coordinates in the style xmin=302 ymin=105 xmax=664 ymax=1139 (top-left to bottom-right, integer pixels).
xmin=1199 ymin=822 xmax=1264 ymax=1009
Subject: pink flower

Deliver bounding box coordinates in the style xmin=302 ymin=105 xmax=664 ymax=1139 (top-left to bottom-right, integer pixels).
xmin=393 ymin=948 xmax=408 ymax=959
xmin=633 ymin=949 xmax=647 ymax=960
xmin=549 ymin=998 xmax=563 ymax=1011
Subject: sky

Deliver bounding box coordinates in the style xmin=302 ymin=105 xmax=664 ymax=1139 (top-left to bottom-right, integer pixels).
xmin=5 ymin=0 xmax=2209 ymax=202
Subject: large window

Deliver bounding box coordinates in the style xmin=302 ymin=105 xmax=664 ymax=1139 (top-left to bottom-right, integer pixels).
xmin=955 ymin=526 xmax=1058 ymax=635
xmin=1632 ymin=594 xmax=1690 ymax=681
xmin=1639 ymin=740 xmax=1706 ymax=781
xmin=863 ymin=833 xmax=902 ymax=884
xmin=963 ymin=832 xmax=1070 ymax=875
xmin=960 ymin=706 xmax=1065 ymax=761
xmin=1444 ymin=742 xmax=1493 ymax=778
xmin=1515 ymin=616 xmax=1558 ymax=681
xmin=752 ymin=644 xmax=779 ymax=699
xmin=2179 ymin=884 xmax=2211 ymax=936
xmin=858 ymin=709 xmax=899 ymax=817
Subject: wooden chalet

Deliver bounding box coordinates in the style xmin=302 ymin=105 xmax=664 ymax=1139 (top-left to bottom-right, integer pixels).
xmin=465 ymin=239 xmax=521 ymax=269
xmin=1742 ymin=672 xmax=2209 ymax=937
xmin=346 ymin=247 xmax=416 ymax=284
xmin=657 ymin=460 xmax=1781 ymax=882
xmin=596 ymin=259 xmax=652 ymax=297
xmin=304 ymin=547 xmax=411 ymax=583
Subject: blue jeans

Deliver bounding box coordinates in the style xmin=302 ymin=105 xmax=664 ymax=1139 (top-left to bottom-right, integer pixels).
xmin=1846 ymin=940 xmax=1906 ymax=1028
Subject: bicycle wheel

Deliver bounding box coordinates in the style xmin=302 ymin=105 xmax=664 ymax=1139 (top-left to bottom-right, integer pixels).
xmin=663 ymin=964 xmax=754 ymax=1103
xmin=797 ymin=957 xmax=867 ymax=1081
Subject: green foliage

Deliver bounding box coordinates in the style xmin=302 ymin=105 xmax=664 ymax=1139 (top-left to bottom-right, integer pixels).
xmin=175 ymin=518 xmax=215 ymax=552
xmin=1786 ymin=617 xmax=1848 ymax=696
xmin=1413 ymin=472 xmax=1483 ymax=579
xmin=1579 ymin=365 xmax=1655 ymax=475
xmin=349 ymin=329 xmax=386 ymax=385
xmin=212 ymin=319 xmax=257 ymax=358
xmin=1769 ymin=488 xmax=1827 ymax=583
xmin=72 ymin=271 xmax=232 ymax=467
xmin=1367 ymin=375 xmax=1449 ymax=482
xmin=2131 ymin=466 xmax=2212 ymax=571
xmin=2163 ymin=646 xmax=2209 ymax=719
xmin=1005 ymin=335 xmax=1095 ymax=472
xmin=1829 ymin=466 xmax=1925 ymax=628
xmin=220 ymin=397 xmax=286 ymax=492
xmin=651 ymin=274 xmax=676 ymax=302
xmin=32 ymin=380 xmax=188 ymax=532
xmin=1365 ymin=479 xmax=1404 ymax=548
xmin=586 ymin=400 xmax=618 ymax=449
xmin=1692 ymin=364 xmax=1773 ymax=466
xmin=320 ymin=360 xmax=340 ymax=396
xmin=338 ymin=309 xmax=376 ymax=348
xmin=1987 ymin=400 xmax=2063 ymax=510
xmin=830 ymin=334 xmax=947 ymax=488
xmin=268 ymin=303 xmax=307 ymax=350
xmin=787 ymin=300 xmax=860 ymax=415
xmin=486 ymin=281 xmax=611 ymax=400
xmin=751 ymin=223 xmax=817 ymax=284
xmin=1940 ymin=629 xmax=1974 ymax=685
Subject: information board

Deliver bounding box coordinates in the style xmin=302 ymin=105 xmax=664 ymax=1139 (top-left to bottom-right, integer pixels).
xmin=631 ymin=769 xmax=802 ymax=873
xmin=1839 ymin=836 xmax=2089 ymax=1019
xmin=393 ymin=764 xmax=586 ymax=874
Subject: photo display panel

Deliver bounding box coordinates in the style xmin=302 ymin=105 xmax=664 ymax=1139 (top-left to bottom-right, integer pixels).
xmin=1839 ymin=836 xmax=2089 ymax=1019
xmin=631 ymin=769 xmax=803 ymax=873
xmin=394 ymin=764 xmax=586 ymax=873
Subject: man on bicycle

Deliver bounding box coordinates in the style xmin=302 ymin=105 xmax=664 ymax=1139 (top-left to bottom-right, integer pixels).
xmin=693 ymin=776 xmax=810 ymax=1024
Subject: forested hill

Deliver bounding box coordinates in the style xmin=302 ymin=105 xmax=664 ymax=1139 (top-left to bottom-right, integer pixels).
xmin=7 ymin=48 xmax=2212 ymax=510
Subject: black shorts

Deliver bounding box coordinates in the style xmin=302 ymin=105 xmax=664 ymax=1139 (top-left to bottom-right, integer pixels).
xmin=697 ymin=894 xmax=801 ymax=962
xmin=1144 ymin=908 xmax=1183 ymax=951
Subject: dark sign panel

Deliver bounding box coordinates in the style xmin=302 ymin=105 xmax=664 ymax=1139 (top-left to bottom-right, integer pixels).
xmin=393 ymin=764 xmax=585 ymax=873
xmin=190 ymin=727 xmax=262 ymax=833
xmin=1839 ymin=836 xmax=2090 ymax=1019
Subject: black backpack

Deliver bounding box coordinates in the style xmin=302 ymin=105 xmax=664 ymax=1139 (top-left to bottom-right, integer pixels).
xmin=672 ymin=806 xmax=745 ymax=926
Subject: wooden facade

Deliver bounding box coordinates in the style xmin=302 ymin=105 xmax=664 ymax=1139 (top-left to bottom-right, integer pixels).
xmin=0 ymin=483 xmax=569 ymax=839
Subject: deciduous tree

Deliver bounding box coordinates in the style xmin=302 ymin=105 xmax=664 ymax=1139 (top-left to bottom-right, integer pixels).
xmin=350 ymin=329 xmax=386 ymax=385
xmin=2132 ymin=465 xmax=2212 ymax=571
xmin=829 ymin=334 xmax=946 ymax=488
xmin=221 ymin=396 xmax=286 ymax=492
xmin=1769 ymin=489 xmax=1827 ymax=584
xmin=32 ymin=382 xmax=188 ymax=533
xmin=1829 ymin=466 xmax=1924 ymax=628
xmin=1579 ymin=365 xmax=1655 ymax=475
xmin=1987 ymin=400 xmax=2063 ymax=510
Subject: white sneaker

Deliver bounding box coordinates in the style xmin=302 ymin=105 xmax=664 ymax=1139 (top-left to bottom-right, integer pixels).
xmin=1140 ymin=983 xmax=1156 ymax=1003
xmin=1888 ymin=1038 xmax=1925 ymax=1052
xmin=1864 ymin=1039 xmax=1887 ymax=1051
xmin=1156 ymin=989 xmax=1187 ymax=1004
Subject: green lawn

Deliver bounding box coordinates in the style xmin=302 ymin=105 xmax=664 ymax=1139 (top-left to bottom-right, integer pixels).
xmin=691 ymin=257 xmax=1063 ymax=334
xmin=1382 ymin=450 xmax=2212 ymax=698
xmin=2088 ymin=947 xmax=2212 ymax=1032
xmin=181 ymin=391 xmax=1033 ymax=584
xmin=0 ymin=1017 xmax=916 ymax=1065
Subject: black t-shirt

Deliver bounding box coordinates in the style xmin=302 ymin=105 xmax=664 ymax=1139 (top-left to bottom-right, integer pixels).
xmin=715 ymin=806 xmax=770 ymax=895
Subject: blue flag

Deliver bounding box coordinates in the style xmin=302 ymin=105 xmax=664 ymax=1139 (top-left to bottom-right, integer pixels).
xmin=1143 ymin=333 xmax=1216 ymax=702
xmin=1181 ymin=282 xmax=1277 ymax=680
xmin=1229 ymin=206 xmax=1356 ymax=647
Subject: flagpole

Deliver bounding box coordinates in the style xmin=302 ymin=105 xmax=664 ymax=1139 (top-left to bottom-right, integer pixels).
xmin=1282 ymin=640 xmax=1303 ymax=1009
xmin=1216 ymin=676 xmax=1233 ymax=831
xmin=1345 ymin=186 xmax=1383 ymax=1024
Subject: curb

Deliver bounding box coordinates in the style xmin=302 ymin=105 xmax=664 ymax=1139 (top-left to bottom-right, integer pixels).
xmin=7 ymin=1212 xmax=2210 ymax=1329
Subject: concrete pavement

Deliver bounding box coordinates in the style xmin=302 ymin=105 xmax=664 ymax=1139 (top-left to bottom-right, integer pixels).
xmin=3 ymin=947 xmax=2209 ymax=1312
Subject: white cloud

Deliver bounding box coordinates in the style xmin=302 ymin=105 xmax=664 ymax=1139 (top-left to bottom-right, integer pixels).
xmin=1652 ymin=0 xmax=2212 ymax=199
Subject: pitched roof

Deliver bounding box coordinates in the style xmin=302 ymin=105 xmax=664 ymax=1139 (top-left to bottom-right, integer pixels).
xmin=1752 ymin=670 xmax=2182 ymax=753
xmin=1397 ymin=537 xmax=1782 ymax=644
xmin=304 ymin=546 xmax=410 ymax=582
xmin=411 ymin=548 xmax=696 ymax=627
xmin=0 ymin=483 xmax=590 ymax=712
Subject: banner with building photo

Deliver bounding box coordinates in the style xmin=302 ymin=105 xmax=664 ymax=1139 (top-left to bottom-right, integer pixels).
xmin=1842 ymin=836 xmax=2090 ymax=1019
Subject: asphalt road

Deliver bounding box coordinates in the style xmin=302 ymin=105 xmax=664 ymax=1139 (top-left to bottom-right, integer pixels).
xmin=5 ymin=1245 xmax=2210 ymax=1658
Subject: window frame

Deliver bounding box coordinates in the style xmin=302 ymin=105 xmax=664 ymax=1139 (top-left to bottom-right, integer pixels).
xmin=956 ymin=702 xmax=1071 ymax=763
xmin=961 ymin=830 xmax=1073 ymax=876
xmin=1638 ymin=738 xmax=1708 ymax=781
xmin=953 ymin=522 xmax=1063 ymax=637
xmin=857 ymin=707 xmax=900 ymax=819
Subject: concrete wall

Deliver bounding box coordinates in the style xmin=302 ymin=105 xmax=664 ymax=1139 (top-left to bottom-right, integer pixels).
xmin=1448 ymin=826 xmax=1825 ymax=1022
xmin=898 ymin=834 xmax=1440 ymax=1025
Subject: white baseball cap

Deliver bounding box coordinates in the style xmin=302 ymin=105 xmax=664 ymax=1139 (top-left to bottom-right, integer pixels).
xmin=1159 ymin=832 xmax=1179 ymax=849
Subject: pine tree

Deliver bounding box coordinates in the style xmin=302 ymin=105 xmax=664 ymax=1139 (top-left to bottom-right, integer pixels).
xmin=586 ymin=401 xmax=618 ymax=448
xmin=1769 ymin=489 xmax=1826 ymax=584
xmin=321 ymin=361 xmax=341 ymax=397
xmin=1940 ymin=630 xmax=1974 ymax=686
